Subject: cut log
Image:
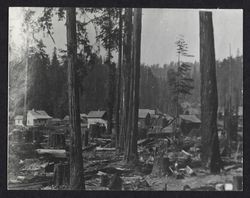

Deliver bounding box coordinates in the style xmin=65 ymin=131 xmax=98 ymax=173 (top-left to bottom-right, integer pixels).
xmin=96 ymin=147 xmax=116 ymax=151
xmin=36 ymin=149 xmax=67 ymax=158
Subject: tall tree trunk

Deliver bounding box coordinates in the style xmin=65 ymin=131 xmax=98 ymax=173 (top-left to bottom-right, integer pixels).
xmin=200 ymin=11 xmax=221 ymax=173
xmin=224 ymin=96 xmax=232 ymax=156
xmin=119 ymin=8 xmax=133 ymax=152
xmin=115 ymin=8 xmax=123 ymax=148
xmin=124 ymin=8 xmax=142 ymax=163
xmin=66 ymin=8 xmax=85 ymax=190
xmin=23 ymin=23 xmax=29 ymax=126
xmin=107 ymin=9 xmax=116 ymax=135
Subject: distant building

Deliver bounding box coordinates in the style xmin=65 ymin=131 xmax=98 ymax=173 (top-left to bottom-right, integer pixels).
xmin=87 ymin=110 xmax=107 ymax=128
xmin=138 ymin=109 xmax=156 ymax=128
xmin=14 ymin=115 xmax=23 ymax=126
xmin=80 ymin=113 xmax=88 ymax=123
xmin=179 ymin=114 xmax=201 ymax=135
xmin=27 ymin=109 xmax=52 ymax=126
xmin=47 ymin=118 xmax=62 ymax=126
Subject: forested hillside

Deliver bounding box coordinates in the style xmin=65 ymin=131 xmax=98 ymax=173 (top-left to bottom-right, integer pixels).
xmin=9 ymin=49 xmax=243 ymax=119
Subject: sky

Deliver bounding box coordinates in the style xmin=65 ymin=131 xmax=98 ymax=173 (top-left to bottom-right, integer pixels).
xmin=9 ymin=8 xmax=243 ymax=66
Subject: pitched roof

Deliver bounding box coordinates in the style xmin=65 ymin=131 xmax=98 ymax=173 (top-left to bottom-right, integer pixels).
xmin=87 ymin=111 xmax=106 ymax=118
xmin=28 ymin=110 xmax=52 ymax=119
xmin=15 ymin=115 xmax=23 ymax=120
xmin=179 ymin=114 xmax=201 ymax=123
xmin=80 ymin=113 xmax=88 ymax=118
xmin=63 ymin=115 xmax=69 ymax=120
xmin=138 ymin=109 xmax=155 ymax=119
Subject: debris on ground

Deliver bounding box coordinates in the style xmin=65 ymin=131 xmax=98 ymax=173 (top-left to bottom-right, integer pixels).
xmin=8 ymin=125 xmax=243 ymax=191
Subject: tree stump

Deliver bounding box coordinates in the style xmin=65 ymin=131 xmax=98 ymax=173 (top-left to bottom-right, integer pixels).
xmin=48 ymin=133 xmax=66 ymax=149
xmin=233 ymin=176 xmax=243 ymax=190
xmin=151 ymin=141 xmax=169 ymax=177
xmin=84 ymin=130 xmax=89 ymax=147
xmin=108 ymin=173 xmax=123 ymax=190
xmin=100 ymin=174 xmax=109 ymax=187
xmin=53 ymin=162 xmax=69 ymax=187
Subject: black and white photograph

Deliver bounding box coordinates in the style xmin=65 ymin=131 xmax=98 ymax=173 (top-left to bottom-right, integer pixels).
xmin=8 ymin=7 xmax=243 ymax=191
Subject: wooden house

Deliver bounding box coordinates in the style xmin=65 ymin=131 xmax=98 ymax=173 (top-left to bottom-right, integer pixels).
xmin=27 ymin=109 xmax=52 ymax=126
xmin=87 ymin=110 xmax=107 ymax=128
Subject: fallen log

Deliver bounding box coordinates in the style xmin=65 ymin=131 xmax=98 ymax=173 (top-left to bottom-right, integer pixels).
xmin=96 ymin=147 xmax=116 ymax=151
xmin=224 ymin=164 xmax=242 ymax=171
xmin=36 ymin=149 xmax=67 ymax=158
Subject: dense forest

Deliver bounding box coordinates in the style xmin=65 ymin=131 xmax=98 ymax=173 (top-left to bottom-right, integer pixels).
xmin=9 ymin=45 xmax=243 ymax=119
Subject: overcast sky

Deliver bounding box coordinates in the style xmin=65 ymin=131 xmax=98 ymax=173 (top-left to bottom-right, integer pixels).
xmin=9 ymin=8 xmax=242 ymax=66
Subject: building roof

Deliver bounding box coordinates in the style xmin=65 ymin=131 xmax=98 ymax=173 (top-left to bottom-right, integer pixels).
xmin=184 ymin=107 xmax=200 ymax=115
xmin=80 ymin=113 xmax=88 ymax=118
xmin=179 ymin=114 xmax=201 ymax=123
xmin=87 ymin=110 xmax=106 ymax=118
xmin=15 ymin=115 xmax=23 ymax=120
xmin=63 ymin=115 xmax=69 ymax=120
xmin=28 ymin=110 xmax=52 ymax=119
xmin=138 ymin=109 xmax=155 ymax=119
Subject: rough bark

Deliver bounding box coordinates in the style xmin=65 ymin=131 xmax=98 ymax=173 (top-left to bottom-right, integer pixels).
xmin=224 ymin=98 xmax=232 ymax=155
xmin=23 ymin=23 xmax=29 ymax=126
xmin=115 ymin=8 xmax=123 ymax=148
xmin=200 ymin=11 xmax=221 ymax=173
xmin=107 ymin=9 xmax=116 ymax=135
xmin=66 ymin=8 xmax=85 ymax=190
xmin=119 ymin=8 xmax=132 ymax=152
xmin=53 ymin=162 xmax=70 ymax=186
xmin=124 ymin=8 xmax=142 ymax=163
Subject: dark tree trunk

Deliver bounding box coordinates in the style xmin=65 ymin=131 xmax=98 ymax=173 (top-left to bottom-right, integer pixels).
xmin=124 ymin=8 xmax=142 ymax=163
xmin=107 ymin=9 xmax=116 ymax=135
xmin=119 ymin=8 xmax=133 ymax=152
xmin=66 ymin=8 xmax=85 ymax=190
xmin=200 ymin=11 xmax=221 ymax=173
xmin=224 ymin=98 xmax=232 ymax=155
xmin=115 ymin=8 xmax=123 ymax=148
xmin=53 ymin=162 xmax=70 ymax=187
xmin=23 ymin=23 xmax=29 ymax=126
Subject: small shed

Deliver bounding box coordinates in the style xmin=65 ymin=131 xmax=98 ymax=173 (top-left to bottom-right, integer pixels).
xmin=15 ymin=115 xmax=23 ymax=126
xmin=179 ymin=114 xmax=201 ymax=135
xmin=87 ymin=110 xmax=107 ymax=128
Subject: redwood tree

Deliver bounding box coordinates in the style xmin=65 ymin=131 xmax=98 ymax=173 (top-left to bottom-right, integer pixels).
xmin=200 ymin=11 xmax=221 ymax=173
xmin=119 ymin=8 xmax=133 ymax=152
xmin=124 ymin=8 xmax=142 ymax=163
xmin=66 ymin=7 xmax=85 ymax=189
xmin=115 ymin=8 xmax=123 ymax=148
